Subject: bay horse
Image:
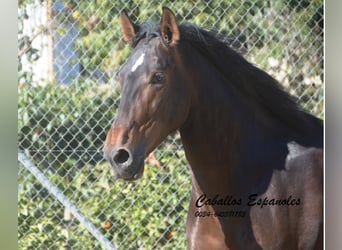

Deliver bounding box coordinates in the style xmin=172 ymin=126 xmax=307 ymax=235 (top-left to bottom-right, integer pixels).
xmin=103 ymin=7 xmax=323 ymax=250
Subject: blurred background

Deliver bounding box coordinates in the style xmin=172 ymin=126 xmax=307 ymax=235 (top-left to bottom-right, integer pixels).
xmin=17 ymin=0 xmax=323 ymax=249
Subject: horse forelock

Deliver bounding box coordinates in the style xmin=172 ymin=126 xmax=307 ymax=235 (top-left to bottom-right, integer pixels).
xmin=132 ymin=22 xmax=161 ymax=48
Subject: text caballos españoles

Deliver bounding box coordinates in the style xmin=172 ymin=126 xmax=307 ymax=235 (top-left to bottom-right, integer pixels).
xmin=196 ymin=193 xmax=301 ymax=209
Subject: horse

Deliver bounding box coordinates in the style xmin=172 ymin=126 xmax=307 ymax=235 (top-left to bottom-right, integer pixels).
xmin=103 ymin=7 xmax=323 ymax=250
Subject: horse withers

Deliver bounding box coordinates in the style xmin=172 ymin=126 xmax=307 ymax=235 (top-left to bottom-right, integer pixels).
xmin=103 ymin=7 xmax=323 ymax=250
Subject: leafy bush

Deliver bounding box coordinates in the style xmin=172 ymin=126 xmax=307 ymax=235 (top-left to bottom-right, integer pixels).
xmin=18 ymin=151 xmax=190 ymax=249
xmin=18 ymin=80 xmax=118 ymax=175
xmin=18 ymin=81 xmax=191 ymax=249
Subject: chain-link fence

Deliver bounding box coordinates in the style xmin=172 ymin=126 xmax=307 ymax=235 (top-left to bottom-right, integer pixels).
xmin=18 ymin=0 xmax=323 ymax=249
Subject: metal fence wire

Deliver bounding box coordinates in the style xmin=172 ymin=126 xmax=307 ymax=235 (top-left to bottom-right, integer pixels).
xmin=18 ymin=0 xmax=323 ymax=249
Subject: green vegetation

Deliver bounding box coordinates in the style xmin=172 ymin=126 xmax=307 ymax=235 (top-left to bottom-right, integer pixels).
xmin=18 ymin=150 xmax=190 ymax=249
xmin=18 ymin=80 xmax=117 ymax=171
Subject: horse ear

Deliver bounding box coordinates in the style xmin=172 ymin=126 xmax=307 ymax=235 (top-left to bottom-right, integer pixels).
xmin=160 ymin=7 xmax=180 ymax=46
xmin=120 ymin=10 xmax=139 ymax=46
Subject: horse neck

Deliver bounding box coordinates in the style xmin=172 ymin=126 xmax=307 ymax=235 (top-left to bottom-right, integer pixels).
xmin=178 ymin=47 xmax=289 ymax=195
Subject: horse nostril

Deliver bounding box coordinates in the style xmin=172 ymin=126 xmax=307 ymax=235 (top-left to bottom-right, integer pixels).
xmin=112 ymin=148 xmax=132 ymax=167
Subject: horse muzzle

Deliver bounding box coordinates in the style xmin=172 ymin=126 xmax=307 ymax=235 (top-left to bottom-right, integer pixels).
xmin=104 ymin=147 xmax=145 ymax=181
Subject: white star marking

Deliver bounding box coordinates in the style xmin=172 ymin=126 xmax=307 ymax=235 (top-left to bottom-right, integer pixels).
xmin=131 ymin=53 xmax=145 ymax=72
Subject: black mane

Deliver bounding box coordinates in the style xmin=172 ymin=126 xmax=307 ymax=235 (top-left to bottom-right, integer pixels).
xmin=131 ymin=21 xmax=322 ymax=133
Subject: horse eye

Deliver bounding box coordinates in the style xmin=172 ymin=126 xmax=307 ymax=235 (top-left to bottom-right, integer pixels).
xmin=150 ymin=72 xmax=165 ymax=84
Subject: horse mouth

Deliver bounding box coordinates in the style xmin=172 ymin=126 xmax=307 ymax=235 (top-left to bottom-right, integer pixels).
xmin=117 ymin=165 xmax=144 ymax=181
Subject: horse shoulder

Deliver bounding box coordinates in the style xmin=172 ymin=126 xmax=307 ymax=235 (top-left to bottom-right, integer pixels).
xmin=250 ymin=142 xmax=323 ymax=249
xmin=285 ymin=141 xmax=323 ymax=182
xmin=284 ymin=142 xmax=323 ymax=249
